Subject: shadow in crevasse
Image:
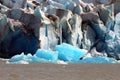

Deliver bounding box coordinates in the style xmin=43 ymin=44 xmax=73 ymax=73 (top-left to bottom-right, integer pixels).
xmin=0 ymin=9 xmax=40 ymax=58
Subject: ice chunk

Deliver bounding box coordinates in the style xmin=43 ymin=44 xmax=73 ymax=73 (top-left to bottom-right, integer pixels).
xmin=6 ymin=44 xmax=119 ymax=64
xmin=56 ymin=43 xmax=87 ymax=62
xmin=7 ymin=49 xmax=58 ymax=64
xmin=7 ymin=60 xmax=29 ymax=64
xmin=7 ymin=53 xmax=29 ymax=64
xmin=35 ymin=49 xmax=58 ymax=62
xmin=8 ymin=53 xmax=25 ymax=62
xmin=7 ymin=53 xmax=40 ymax=64
xmin=57 ymin=60 xmax=68 ymax=65
xmin=77 ymin=57 xmax=118 ymax=64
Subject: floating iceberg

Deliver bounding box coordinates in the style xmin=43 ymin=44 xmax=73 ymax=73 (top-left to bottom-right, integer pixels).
xmin=35 ymin=49 xmax=58 ymax=62
xmin=7 ymin=43 xmax=119 ymax=64
xmin=56 ymin=43 xmax=87 ymax=62
xmin=74 ymin=57 xmax=118 ymax=64
xmin=7 ymin=53 xmax=30 ymax=64
xmin=7 ymin=49 xmax=58 ymax=64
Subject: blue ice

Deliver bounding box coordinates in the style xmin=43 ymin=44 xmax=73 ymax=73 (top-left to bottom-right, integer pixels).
xmin=35 ymin=49 xmax=58 ymax=62
xmin=56 ymin=43 xmax=87 ymax=62
xmin=7 ymin=43 xmax=119 ymax=64
xmin=75 ymin=57 xmax=118 ymax=64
